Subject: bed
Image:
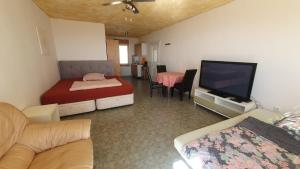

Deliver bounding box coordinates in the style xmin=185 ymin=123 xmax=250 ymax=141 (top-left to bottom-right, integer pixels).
xmin=41 ymin=61 xmax=134 ymax=116
xmin=174 ymin=109 xmax=300 ymax=169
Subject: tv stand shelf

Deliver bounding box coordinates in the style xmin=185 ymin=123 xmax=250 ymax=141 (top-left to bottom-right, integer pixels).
xmin=194 ymin=88 xmax=256 ymax=118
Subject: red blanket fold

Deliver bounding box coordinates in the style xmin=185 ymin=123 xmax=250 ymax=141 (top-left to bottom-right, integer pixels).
xmin=41 ymin=77 xmax=133 ymax=105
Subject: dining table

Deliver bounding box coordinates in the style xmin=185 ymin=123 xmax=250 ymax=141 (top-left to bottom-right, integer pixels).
xmin=156 ymin=72 xmax=184 ymax=96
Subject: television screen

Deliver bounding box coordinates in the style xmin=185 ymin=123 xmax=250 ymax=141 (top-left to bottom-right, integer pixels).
xmin=199 ymin=60 xmax=257 ymax=101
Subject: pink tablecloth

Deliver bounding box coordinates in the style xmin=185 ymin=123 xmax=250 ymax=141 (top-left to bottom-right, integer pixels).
xmin=156 ymin=72 xmax=184 ymax=87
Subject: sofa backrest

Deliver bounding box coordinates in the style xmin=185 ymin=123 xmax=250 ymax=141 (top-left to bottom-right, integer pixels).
xmin=0 ymin=103 xmax=28 ymax=159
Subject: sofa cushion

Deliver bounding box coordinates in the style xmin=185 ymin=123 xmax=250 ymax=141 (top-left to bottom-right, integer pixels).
xmin=0 ymin=144 xmax=35 ymax=169
xmin=0 ymin=103 xmax=28 ymax=159
xmin=29 ymin=139 xmax=93 ymax=169
xmin=18 ymin=120 xmax=91 ymax=153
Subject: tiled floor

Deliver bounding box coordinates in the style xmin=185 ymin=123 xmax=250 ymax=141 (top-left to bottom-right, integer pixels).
xmin=63 ymin=77 xmax=225 ymax=169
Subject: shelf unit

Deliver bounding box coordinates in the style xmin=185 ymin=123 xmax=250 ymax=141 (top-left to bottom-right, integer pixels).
xmin=194 ymin=88 xmax=257 ymax=118
xmin=134 ymin=43 xmax=148 ymax=57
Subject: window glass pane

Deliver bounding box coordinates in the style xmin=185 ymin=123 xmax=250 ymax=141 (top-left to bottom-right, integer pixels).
xmin=119 ymin=45 xmax=129 ymax=64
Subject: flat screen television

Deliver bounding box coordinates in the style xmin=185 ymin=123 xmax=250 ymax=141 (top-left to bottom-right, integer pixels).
xmin=199 ymin=60 xmax=257 ymax=102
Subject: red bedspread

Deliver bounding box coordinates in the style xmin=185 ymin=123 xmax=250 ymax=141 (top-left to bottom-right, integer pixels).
xmin=41 ymin=77 xmax=133 ymax=105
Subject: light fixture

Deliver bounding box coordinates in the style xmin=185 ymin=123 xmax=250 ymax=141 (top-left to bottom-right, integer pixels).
xmin=111 ymin=1 xmax=122 ymax=5
xmin=125 ymin=3 xmax=138 ymax=14
xmin=124 ymin=17 xmax=133 ymax=22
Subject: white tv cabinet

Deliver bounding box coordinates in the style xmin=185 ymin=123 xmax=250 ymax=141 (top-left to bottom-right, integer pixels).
xmin=194 ymin=88 xmax=257 ymax=118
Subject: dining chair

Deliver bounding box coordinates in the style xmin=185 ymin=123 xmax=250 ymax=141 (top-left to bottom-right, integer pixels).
xmin=145 ymin=66 xmax=162 ymax=97
xmin=171 ymin=69 xmax=197 ymax=101
xmin=157 ymin=65 xmax=167 ymax=73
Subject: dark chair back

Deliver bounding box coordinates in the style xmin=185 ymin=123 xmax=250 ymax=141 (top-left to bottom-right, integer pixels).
xmin=145 ymin=66 xmax=153 ymax=85
xmin=157 ymin=65 xmax=167 ymax=73
xmin=181 ymin=69 xmax=197 ymax=91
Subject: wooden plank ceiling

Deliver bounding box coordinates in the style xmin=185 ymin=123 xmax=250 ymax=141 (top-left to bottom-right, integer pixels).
xmin=33 ymin=0 xmax=233 ymax=37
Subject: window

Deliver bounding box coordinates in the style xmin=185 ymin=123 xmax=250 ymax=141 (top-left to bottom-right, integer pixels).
xmin=118 ymin=39 xmax=129 ymax=65
xmin=119 ymin=45 xmax=129 ymax=65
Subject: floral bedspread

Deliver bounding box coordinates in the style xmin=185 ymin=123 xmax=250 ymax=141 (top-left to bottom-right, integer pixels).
xmin=183 ymin=119 xmax=300 ymax=169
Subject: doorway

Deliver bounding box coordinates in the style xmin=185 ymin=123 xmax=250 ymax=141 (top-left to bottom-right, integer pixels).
xmin=148 ymin=41 xmax=160 ymax=79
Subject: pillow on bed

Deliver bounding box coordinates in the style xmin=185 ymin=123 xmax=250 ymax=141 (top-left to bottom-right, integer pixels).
xmin=275 ymin=113 xmax=300 ymax=141
xmin=83 ymin=73 xmax=105 ymax=81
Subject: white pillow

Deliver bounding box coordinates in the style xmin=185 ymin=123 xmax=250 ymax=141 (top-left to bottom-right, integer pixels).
xmin=83 ymin=73 xmax=105 ymax=81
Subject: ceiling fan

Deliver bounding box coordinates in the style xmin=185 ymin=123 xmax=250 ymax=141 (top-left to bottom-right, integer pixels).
xmin=102 ymin=0 xmax=155 ymax=14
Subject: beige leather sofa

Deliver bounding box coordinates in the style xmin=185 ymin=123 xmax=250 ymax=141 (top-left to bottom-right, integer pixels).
xmin=0 ymin=102 xmax=93 ymax=169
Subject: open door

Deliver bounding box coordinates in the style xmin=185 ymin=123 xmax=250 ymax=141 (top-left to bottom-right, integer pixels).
xmin=106 ymin=39 xmax=120 ymax=76
xmin=148 ymin=41 xmax=160 ymax=79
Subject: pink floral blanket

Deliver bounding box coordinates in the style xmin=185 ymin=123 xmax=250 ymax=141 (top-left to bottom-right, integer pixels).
xmin=183 ymin=118 xmax=300 ymax=169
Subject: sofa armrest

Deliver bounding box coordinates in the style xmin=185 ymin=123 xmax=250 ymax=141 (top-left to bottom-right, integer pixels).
xmin=17 ymin=119 xmax=91 ymax=153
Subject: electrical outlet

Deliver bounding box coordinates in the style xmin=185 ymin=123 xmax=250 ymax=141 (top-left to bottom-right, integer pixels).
xmin=273 ymin=106 xmax=281 ymax=112
xmin=256 ymin=101 xmax=263 ymax=109
xmin=293 ymin=105 xmax=300 ymax=111
xmin=251 ymin=97 xmax=264 ymax=109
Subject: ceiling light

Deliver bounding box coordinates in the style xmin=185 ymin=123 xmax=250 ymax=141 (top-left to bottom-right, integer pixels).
xmin=124 ymin=17 xmax=133 ymax=22
xmin=111 ymin=1 xmax=122 ymax=5
xmin=126 ymin=4 xmax=133 ymax=10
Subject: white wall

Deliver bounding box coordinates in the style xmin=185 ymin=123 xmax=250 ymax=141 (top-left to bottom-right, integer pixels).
xmin=107 ymin=36 xmax=139 ymax=76
xmin=0 ymin=0 xmax=59 ymax=109
xmin=141 ymin=0 xmax=300 ymax=112
xmin=51 ymin=19 xmax=107 ymax=61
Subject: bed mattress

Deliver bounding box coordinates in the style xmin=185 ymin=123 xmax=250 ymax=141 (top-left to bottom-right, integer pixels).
xmin=181 ymin=117 xmax=299 ymax=169
xmin=96 ymin=94 xmax=134 ymax=110
xmin=59 ymin=100 xmax=96 ymax=117
xmin=41 ymin=77 xmax=134 ymax=105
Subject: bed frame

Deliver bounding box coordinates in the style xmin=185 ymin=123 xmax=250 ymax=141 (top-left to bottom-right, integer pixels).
xmin=59 ymin=60 xmax=115 ymax=79
xmin=58 ymin=60 xmax=134 ymax=116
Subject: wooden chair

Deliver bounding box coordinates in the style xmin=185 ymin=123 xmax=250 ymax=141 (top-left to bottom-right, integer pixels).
xmin=171 ymin=69 xmax=197 ymax=101
xmin=145 ymin=66 xmax=162 ymax=97
xmin=157 ymin=65 xmax=167 ymax=73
